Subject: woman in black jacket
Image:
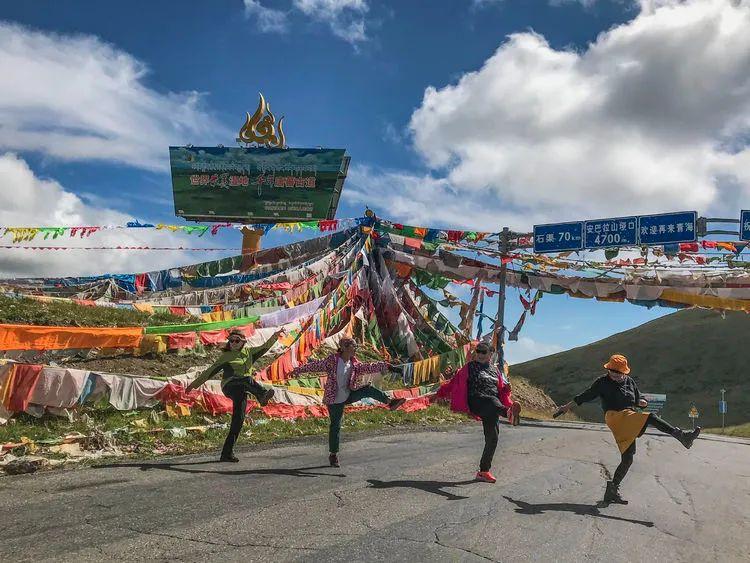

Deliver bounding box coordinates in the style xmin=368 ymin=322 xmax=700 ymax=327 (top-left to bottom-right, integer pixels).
xmin=556 ymin=354 xmax=700 ymax=504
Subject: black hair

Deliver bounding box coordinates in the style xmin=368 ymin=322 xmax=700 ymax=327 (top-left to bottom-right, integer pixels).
xmin=223 ymin=329 xmax=246 ymax=352
xmin=337 ymin=337 xmax=356 ymax=354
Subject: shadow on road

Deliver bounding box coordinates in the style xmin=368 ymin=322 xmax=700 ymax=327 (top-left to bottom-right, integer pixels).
xmin=503 ymin=496 xmax=654 ymax=527
xmin=366 ymin=478 xmax=477 ymax=501
xmin=100 ymin=461 xmax=344 ymax=478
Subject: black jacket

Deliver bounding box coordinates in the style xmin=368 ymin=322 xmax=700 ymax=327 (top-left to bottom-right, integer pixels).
xmin=574 ymin=375 xmax=641 ymax=412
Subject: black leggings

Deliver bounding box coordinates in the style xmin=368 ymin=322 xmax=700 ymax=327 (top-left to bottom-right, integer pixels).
xmin=468 ymin=396 xmax=509 ymax=472
xmin=612 ymin=413 xmax=678 ymax=487
xmin=221 ymin=378 xmax=268 ymax=458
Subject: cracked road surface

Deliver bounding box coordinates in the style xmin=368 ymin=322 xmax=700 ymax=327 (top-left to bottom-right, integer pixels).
xmin=1 ymin=422 xmax=748 ymax=562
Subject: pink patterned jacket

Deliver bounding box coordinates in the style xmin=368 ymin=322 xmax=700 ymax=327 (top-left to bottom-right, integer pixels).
xmin=290 ymin=353 xmax=389 ymax=405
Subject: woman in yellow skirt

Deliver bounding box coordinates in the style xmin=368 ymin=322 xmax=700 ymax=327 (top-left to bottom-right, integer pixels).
xmin=556 ymin=354 xmax=700 ymax=504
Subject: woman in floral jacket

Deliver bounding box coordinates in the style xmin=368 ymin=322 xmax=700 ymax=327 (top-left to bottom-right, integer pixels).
xmin=289 ymin=337 xmax=406 ymax=467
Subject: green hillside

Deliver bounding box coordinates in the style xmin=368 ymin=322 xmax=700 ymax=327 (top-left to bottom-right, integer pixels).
xmin=511 ymin=309 xmax=748 ymax=428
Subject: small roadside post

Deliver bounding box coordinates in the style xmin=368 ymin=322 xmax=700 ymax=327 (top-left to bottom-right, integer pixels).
xmin=689 ymin=404 xmax=699 ymax=430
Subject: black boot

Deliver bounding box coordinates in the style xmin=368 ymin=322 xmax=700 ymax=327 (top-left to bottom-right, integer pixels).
xmin=603 ymin=481 xmax=628 ymax=505
xmin=388 ymin=398 xmax=406 ymax=411
xmin=220 ymin=454 xmax=240 ymax=463
xmin=675 ymin=427 xmax=701 ymax=449
xmin=329 ymin=453 xmax=340 ymax=467
xmin=258 ymin=388 xmax=274 ymax=407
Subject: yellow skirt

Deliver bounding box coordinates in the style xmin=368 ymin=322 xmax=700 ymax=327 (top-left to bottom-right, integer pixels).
xmin=605 ymin=409 xmax=649 ymax=453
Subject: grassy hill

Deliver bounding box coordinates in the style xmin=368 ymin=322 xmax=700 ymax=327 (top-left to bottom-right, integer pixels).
xmin=0 ymin=294 xmax=195 ymax=327
xmin=511 ymin=309 xmax=749 ymax=429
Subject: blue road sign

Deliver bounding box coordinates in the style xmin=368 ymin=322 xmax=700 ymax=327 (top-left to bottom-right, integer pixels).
xmin=584 ymin=216 xmax=638 ymax=249
xmin=641 ymin=393 xmax=667 ymax=414
xmin=638 ymin=211 xmax=697 ymax=245
xmin=719 ymin=400 xmax=727 ymax=414
xmin=533 ymin=221 xmax=584 ymax=253
xmin=741 ymin=210 xmax=750 ymax=242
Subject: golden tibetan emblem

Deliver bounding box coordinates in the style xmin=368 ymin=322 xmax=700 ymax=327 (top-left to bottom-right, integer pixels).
xmin=238 ymin=93 xmax=286 ymax=149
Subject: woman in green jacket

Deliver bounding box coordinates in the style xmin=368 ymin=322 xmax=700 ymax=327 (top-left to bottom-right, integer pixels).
xmin=186 ymin=327 xmax=284 ymax=462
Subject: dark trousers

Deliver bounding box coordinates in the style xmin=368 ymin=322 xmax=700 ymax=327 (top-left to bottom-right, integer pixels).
xmin=221 ymin=378 xmax=268 ymax=459
xmin=327 ymin=385 xmax=390 ymax=453
xmin=612 ymin=413 xmax=678 ymax=487
xmin=469 ymin=396 xmax=509 ymax=472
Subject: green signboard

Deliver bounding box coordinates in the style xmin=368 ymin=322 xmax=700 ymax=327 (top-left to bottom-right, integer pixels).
xmin=169 ymin=146 xmax=349 ymax=222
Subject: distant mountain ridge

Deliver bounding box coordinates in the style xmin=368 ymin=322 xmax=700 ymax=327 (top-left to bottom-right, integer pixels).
xmin=511 ymin=309 xmax=749 ymax=428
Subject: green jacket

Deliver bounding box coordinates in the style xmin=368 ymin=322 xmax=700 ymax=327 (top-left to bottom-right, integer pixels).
xmin=190 ymin=335 xmax=277 ymax=389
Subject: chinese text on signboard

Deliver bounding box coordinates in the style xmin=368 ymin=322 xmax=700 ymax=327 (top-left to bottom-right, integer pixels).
xmin=533 ymin=211 xmax=697 ymax=253
xmin=585 ymin=217 xmax=638 ymax=249
xmin=637 ymin=211 xmax=697 ymax=245
xmin=169 ymin=146 xmax=349 ymax=222
xmin=533 ymin=222 xmax=584 ymax=253
xmin=741 ymin=210 xmax=750 ymax=242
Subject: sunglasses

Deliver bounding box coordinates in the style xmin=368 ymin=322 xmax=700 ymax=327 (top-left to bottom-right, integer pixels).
xmin=476 ymin=349 xmax=491 ymax=354
xmin=343 ymin=342 xmax=358 ymax=348
xmin=228 ymin=338 xmax=244 ymax=343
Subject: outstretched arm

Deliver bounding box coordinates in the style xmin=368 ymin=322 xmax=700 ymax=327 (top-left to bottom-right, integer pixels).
xmin=354 ymin=361 xmax=389 ymax=376
xmin=290 ymin=356 xmax=332 ymax=377
xmin=246 ymin=329 xmax=284 ymax=361
xmin=186 ymin=360 xmax=225 ymax=391
xmin=556 ymin=378 xmax=601 ymax=416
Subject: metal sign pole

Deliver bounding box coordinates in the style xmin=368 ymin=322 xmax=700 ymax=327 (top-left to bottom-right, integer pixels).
xmin=494 ymin=227 xmax=510 ymax=369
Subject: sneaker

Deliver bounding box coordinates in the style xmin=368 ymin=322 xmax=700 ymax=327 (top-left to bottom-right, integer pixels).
xmin=508 ymin=402 xmax=522 ymax=426
xmin=258 ymin=388 xmax=275 ymax=407
xmin=219 ymin=455 xmax=240 ymax=463
xmin=603 ymin=481 xmax=628 ymax=504
xmin=329 ymin=453 xmax=340 ymax=467
xmin=475 ymin=470 xmax=496 ymax=483
xmin=388 ymin=398 xmax=407 ymax=411
xmin=677 ymin=427 xmax=701 ymax=449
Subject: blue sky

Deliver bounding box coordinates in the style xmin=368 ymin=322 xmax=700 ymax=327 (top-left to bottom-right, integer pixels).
xmin=1 ymin=0 xmax=749 ymax=363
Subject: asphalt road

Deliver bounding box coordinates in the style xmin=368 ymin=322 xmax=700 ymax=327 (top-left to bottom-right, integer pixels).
xmin=1 ymin=421 xmax=748 ymax=562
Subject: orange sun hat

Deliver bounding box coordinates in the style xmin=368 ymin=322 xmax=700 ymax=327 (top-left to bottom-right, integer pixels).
xmin=603 ymin=354 xmax=630 ymax=374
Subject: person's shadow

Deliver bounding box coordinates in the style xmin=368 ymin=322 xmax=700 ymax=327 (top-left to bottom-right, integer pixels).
xmin=100 ymin=461 xmax=344 ymax=478
xmin=503 ymin=496 xmax=654 ymax=527
xmin=367 ymin=478 xmax=477 ymax=501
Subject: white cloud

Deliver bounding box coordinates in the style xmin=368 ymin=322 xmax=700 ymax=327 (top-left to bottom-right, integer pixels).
xmin=354 ymin=0 xmax=750 ymax=231
xmin=548 ymin=0 xmax=607 ymax=7
xmin=243 ymin=0 xmax=289 ymax=32
xmin=476 ymin=0 xmax=611 ymax=7
xmin=0 ymin=22 xmax=230 ymax=171
xmin=505 ymin=336 xmax=564 ymax=364
xmin=344 ymin=164 xmax=553 ymax=230
xmin=244 ymin=0 xmax=369 ymax=44
xmin=0 ymin=153 xmax=201 ymax=277
xmin=293 ymin=0 xmax=369 ymax=43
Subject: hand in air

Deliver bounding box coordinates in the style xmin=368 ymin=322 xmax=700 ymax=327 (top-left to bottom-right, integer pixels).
xmin=553 ymin=401 xmax=574 ymax=418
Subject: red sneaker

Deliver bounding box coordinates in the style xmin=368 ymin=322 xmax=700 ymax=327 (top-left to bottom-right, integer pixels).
xmin=475 ymin=470 xmax=496 ymax=483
